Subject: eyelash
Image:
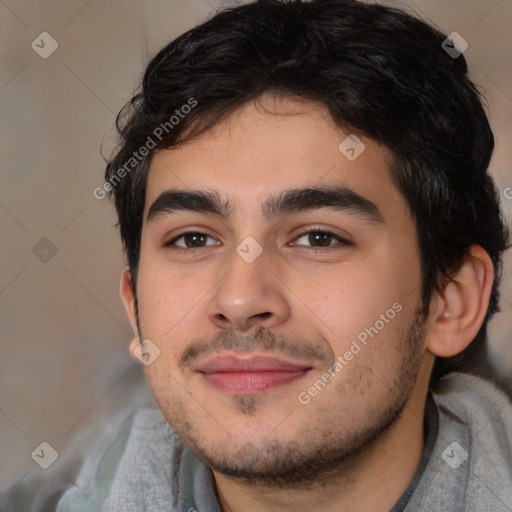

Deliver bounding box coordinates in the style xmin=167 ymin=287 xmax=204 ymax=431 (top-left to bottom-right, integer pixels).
xmin=164 ymin=228 xmax=352 ymax=253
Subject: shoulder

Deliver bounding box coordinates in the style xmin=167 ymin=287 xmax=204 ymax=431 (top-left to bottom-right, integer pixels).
xmin=0 ymin=404 xmax=143 ymax=512
xmin=57 ymin=403 xmax=184 ymax=511
xmin=431 ymin=371 xmax=512 ymax=469
xmin=421 ymin=372 xmax=512 ymax=510
xmin=432 ymin=371 xmax=512 ymax=440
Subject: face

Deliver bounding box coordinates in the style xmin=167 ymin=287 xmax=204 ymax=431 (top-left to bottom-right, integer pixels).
xmin=124 ymin=94 xmax=428 ymax=487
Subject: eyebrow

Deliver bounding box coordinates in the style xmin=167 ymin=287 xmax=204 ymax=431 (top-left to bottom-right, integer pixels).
xmin=147 ymin=185 xmax=384 ymax=224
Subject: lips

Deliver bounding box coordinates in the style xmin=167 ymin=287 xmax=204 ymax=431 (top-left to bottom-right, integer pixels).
xmin=196 ymin=354 xmax=312 ymax=373
xmin=196 ymin=354 xmax=313 ymax=395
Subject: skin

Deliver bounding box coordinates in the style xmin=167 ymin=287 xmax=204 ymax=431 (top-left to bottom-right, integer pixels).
xmin=120 ymin=94 xmax=494 ymax=511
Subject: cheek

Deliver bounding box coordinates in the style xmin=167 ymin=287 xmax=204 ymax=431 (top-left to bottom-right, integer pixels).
xmin=336 ymin=295 xmax=415 ymax=376
xmin=293 ymin=260 xmax=405 ymax=346
xmin=136 ymin=260 xmax=207 ymax=338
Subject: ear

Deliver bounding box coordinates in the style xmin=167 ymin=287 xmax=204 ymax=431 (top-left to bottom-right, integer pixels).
xmin=425 ymin=245 xmax=494 ymax=358
xmin=119 ymin=266 xmax=142 ymax=360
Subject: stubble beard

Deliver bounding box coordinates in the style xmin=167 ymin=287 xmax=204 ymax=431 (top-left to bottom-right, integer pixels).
xmin=147 ymin=306 xmax=427 ymax=490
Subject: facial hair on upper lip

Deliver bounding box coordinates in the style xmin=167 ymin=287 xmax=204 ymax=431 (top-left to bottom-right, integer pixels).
xmin=177 ymin=327 xmax=329 ymax=372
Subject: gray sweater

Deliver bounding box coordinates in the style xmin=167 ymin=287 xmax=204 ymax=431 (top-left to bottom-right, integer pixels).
xmin=1 ymin=372 xmax=511 ymax=511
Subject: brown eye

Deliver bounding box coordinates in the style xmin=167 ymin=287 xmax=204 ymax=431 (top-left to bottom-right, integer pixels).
xmin=165 ymin=231 xmax=219 ymax=250
xmin=292 ymin=230 xmax=352 ymax=249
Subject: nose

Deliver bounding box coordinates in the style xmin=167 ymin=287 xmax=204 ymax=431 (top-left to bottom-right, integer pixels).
xmin=206 ymin=243 xmax=291 ymax=332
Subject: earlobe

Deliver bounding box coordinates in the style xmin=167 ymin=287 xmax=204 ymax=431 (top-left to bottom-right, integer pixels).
xmin=425 ymin=245 xmax=494 ymax=358
xmin=119 ymin=266 xmax=142 ymax=357
xmin=129 ymin=337 xmax=140 ymax=359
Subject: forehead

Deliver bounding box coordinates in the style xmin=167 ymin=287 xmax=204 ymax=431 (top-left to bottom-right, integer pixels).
xmin=143 ymin=95 xmax=407 ymax=225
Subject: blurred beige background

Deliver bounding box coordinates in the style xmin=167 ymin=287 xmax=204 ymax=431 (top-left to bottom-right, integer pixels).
xmin=1 ymin=0 xmax=511 ymax=492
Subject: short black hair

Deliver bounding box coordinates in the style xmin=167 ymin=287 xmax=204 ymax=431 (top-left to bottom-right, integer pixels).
xmin=104 ymin=0 xmax=509 ymax=382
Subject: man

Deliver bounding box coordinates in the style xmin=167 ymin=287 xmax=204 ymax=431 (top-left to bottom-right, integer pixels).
xmin=3 ymin=0 xmax=511 ymax=510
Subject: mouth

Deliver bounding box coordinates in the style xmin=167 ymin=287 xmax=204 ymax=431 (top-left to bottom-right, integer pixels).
xmin=196 ymin=354 xmax=313 ymax=395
